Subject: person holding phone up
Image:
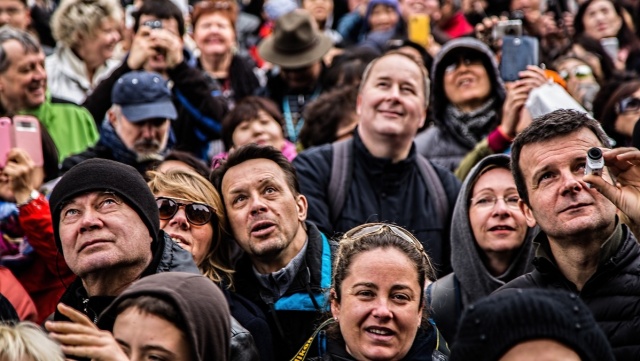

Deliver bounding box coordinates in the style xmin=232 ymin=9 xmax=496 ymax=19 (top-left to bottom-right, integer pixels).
xmin=0 ymin=144 xmax=76 ymax=325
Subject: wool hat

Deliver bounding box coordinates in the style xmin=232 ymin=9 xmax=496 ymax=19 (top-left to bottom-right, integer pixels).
xmin=450 ymin=288 xmax=615 ymax=361
xmin=112 ymin=71 xmax=177 ymax=123
xmin=258 ymin=9 xmax=332 ymax=68
xmin=49 ymin=159 xmax=160 ymax=252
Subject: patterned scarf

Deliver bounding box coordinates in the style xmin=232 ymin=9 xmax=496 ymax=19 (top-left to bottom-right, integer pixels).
xmin=442 ymin=98 xmax=497 ymax=149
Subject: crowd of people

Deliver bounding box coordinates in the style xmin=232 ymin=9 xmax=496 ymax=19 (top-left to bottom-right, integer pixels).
xmin=1 ymin=0 xmax=640 ymax=359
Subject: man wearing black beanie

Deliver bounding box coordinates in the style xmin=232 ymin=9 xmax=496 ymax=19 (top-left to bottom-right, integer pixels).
xmin=47 ymin=158 xmax=199 ymax=328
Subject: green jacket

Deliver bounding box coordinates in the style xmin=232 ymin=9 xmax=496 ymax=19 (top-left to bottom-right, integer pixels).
xmin=22 ymin=93 xmax=98 ymax=162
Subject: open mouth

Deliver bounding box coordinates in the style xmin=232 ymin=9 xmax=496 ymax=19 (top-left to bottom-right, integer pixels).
xmin=250 ymin=221 xmax=276 ymax=237
xmin=365 ymin=326 xmax=395 ymax=339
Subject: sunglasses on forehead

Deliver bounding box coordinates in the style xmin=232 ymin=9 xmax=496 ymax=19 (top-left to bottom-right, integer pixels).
xmin=616 ymin=96 xmax=640 ymax=114
xmin=156 ymin=197 xmax=216 ymax=226
xmin=343 ymin=223 xmax=435 ymax=275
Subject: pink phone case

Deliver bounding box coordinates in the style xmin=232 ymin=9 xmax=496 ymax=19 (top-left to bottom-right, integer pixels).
xmin=12 ymin=115 xmax=43 ymax=167
xmin=0 ymin=117 xmax=12 ymax=168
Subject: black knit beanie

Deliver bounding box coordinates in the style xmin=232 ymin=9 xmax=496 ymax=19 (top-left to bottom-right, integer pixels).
xmin=450 ymin=288 xmax=615 ymax=361
xmin=49 ymin=158 xmax=160 ymax=252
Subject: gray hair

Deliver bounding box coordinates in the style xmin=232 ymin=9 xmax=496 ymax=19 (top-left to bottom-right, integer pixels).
xmin=0 ymin=26 xmax=41 ymax=73
xmin=51 ymin=0 xmax=123 ymax=48
xmin=359 ymin=51 xmax=431 ymax=109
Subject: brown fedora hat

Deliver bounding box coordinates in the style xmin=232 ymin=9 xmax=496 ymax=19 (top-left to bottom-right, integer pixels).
xmin=259 ymin=10 xmax=333 ymax=68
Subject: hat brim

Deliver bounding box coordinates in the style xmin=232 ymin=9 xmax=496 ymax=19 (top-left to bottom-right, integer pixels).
xmin=120 ymin=100 xmax=178 ymax=122
xmin=259 ymin=34 xmax=333 ymax=68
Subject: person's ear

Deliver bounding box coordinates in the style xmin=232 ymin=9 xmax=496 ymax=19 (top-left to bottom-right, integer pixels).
xmin=519 ymin=200 xmax=537 ymax=228
xmin=330 ymin=289 xmax=340 ymax=321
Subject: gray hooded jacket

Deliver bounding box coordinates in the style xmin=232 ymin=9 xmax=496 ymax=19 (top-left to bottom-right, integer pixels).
xmin=415 ymin=38 xmax=506 ymax=171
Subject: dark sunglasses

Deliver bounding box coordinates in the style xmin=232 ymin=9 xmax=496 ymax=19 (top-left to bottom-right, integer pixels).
xmin=156 ymin=197 xmax=216 ymax=226
xmin=444 ymin=55 xmax=484 ymax=74
xmin=342 ymin=223 xmax=435 ymax=277
xmin=616 ymin=96 xmax=640 ymax=114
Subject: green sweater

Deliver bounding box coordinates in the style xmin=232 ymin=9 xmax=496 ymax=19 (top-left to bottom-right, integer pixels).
xmin=22 ymin=94 xmax=99 ymax=162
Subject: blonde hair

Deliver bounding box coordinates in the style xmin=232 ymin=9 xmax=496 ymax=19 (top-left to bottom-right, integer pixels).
xmin=147 ymin=168 xmax=234 ymax=288
xmin=51 ymin=0 xmax=123 ymax=48
xmin=0 ymin=322 xmax=64 ymax=361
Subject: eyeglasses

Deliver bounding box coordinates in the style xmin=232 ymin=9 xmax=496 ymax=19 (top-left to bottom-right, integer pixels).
xmin=558 ymin=65 xmax=593 ymax=81
xmin=342 ymin=223 xmax=435 ymax=276
xmin=444 ymin=56 xmax=483 ymax=74
xmin=156 ymin=197 xmax=216 ymax=226
xmin=470 ymin=195 xmax=521 ymax=210
xmin=616 ymin=96 xmax=640 ymax=114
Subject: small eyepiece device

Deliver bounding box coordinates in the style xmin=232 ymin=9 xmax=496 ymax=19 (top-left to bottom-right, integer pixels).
xmin=585 ymin=147 xmax=604 ymax=177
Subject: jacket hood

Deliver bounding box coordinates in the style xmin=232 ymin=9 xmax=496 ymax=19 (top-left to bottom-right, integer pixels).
xmin=431 ymin=37 xmax=505 ymax=124
xmin=98 ymin=272 xmax=230 ymax=361
xmin=450 ymin=154 xmax=536 ymax=305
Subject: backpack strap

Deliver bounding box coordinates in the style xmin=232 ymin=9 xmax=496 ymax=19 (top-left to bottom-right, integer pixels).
xmin=329 ymin=138 xmax=354 ymax=225
xmin=416 ymin=154 xmax=449 ymax=226
xmin=289 ymin=318 xmax=336 ymax=361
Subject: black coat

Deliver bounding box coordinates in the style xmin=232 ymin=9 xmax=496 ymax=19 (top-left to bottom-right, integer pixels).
xmin=499 ymin=224 xmax=640 ymax=361
xmin=293 ymin=131 xmax=461 ymax=276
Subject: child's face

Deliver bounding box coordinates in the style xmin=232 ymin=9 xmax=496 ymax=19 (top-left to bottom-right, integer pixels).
xmin=369 ymin=4 xmax=399 ymax=32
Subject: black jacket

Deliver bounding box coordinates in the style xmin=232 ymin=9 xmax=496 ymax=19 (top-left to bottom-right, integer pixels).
xmin=499 ymin=223 xmax=640 ymax=361
xmin=233 ymin=222 xmax=336 ymax=361
xmin=311 ymin=327 xmax=447 ymax=361
xmin=54 ymin=231 xmax=200 ymax=324
xmin=82 ymin=57 xmax=228 ymax=160
xmin=293 ymin=132 xmax=461 ymax=276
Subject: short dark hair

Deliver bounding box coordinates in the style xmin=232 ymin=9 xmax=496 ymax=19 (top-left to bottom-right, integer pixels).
xmin=221 ymin=96 xmax=285 ymax=151
xmin=210 ymin=144 xmax=301 ymax=201
xmin=511 ymin=109 xmax=611 ymax=206
xmin=133 ymin=0 xmax=185 ymax=37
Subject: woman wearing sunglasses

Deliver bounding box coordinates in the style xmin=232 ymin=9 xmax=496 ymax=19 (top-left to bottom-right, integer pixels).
xmin=302 ymin=223 xmax=449 ymax=361
xmin=599 ymin=80 xmax=640 ymax=148
xmin=147 ymin=168 xmax=273 ymax=361
xmin=554 ymin=56 xmax=600 ymax=113
xmin=428 ymin=154 xmax=535 ymax=345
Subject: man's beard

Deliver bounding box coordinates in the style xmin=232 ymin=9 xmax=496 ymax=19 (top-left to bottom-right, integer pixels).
xmin=133 ymin=139 xmax=164 ymax=162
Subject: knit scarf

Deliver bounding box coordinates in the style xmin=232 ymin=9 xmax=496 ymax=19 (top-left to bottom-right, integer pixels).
xmin=442 ymin=98 xmax=497 ymax=149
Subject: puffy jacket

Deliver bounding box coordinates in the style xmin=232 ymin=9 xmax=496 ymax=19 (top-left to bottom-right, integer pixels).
xmin=499 ymin=223 xmax=640 ymax=361
xmin=293 ymin=131 xmax=460 ymax=277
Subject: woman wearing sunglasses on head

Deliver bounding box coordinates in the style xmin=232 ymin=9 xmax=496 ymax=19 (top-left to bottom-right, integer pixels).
xmin=147 ymin=168 xmax=274 ymax=361
xmin=301 ymin=223 xmax=449 ymax=361
xmin=598 ymin=80 xmax=640 ymax=149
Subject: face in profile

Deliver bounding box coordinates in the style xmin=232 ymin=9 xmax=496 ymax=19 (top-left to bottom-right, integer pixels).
xmin=331 ymin=247 xmax=423 ymax=361
xmin=468 ymin=167 xmax=528 ymax=260
xmin=113 ymin=307 xmax=193 ymax=361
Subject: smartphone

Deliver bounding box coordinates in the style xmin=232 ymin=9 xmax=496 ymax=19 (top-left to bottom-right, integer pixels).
xmin=492 ymin=20 xmax=523 ymax=41
xmin=12 ymin=115 xmax=43 ymax=167
xmin=408 ymin=14 xmax=430 ymax=49
xmin=500 ymin=35 xmax=539 ymax=82
xmin=0 ymin=117 xmax=11 ymax=168
xmin=600 ymin=37 xmax=619 ymax=61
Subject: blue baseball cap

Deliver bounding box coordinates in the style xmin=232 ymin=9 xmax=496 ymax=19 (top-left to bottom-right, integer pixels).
xmin=111 ymin=71 xmax=178 ymax=123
